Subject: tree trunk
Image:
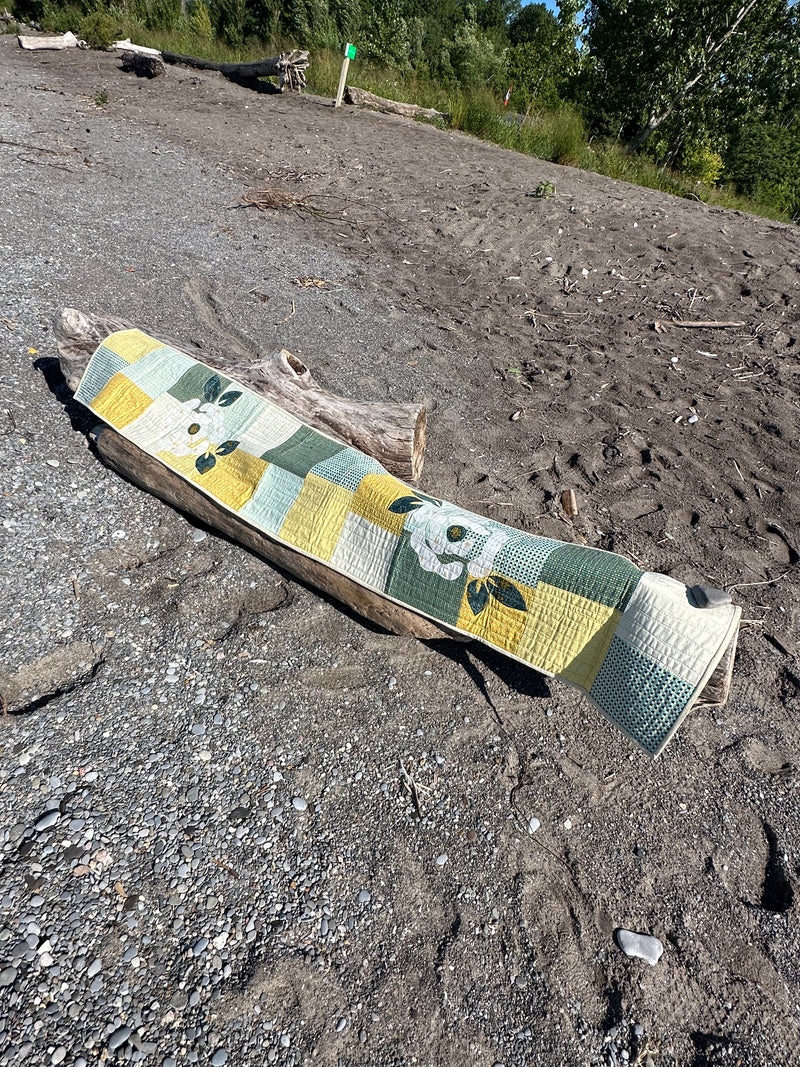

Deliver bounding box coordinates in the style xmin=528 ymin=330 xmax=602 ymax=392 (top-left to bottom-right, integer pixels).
xmin=161 ymin=48 xmax=309 ymax=91
xmin=54 ymin=308 xmax=426 ymax=483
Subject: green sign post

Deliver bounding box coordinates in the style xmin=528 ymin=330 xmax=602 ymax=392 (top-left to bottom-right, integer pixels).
xmin=334 ymin=42 xmax=357 ymax=107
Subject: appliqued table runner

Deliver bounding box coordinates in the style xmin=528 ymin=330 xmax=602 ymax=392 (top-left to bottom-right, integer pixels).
xmin=75 ymin=330 xmax=741 ymax=757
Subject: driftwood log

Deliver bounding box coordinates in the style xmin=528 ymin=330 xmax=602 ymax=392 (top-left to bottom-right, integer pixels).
xmin=90 ymin=427 xmax=457 ymax=641
xmin=344 ymin=86 xmax=449 ymax=123
xmin=161 ymin=49 xmax=309 ymax=91
xmin=55 ymin=309 xmax=426 ymax=482
xmin=54 ymin=308 xmax=453 ymax=642
xmin=116 ymin=40 xmax=165 ymax=78
xmin=18 ymin=30 xmax=84 ymax=50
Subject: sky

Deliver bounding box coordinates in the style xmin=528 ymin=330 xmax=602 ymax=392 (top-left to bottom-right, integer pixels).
xmin=522 ymin=0 xmax=561 ymax=12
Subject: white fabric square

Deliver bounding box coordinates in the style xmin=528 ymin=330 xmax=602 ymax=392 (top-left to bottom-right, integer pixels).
xmin=330 ymin=511 xmax=398 ymax=591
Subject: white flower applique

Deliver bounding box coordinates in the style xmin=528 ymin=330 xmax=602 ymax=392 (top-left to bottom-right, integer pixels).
xmin=388 ymin=494 xmax=527 ymax=616
xmin=159 ymin=374 xmax=242 ymax=474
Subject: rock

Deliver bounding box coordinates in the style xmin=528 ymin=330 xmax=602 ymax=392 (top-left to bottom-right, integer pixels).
xmin=0 ymin=966 xmax=17 ymax=987
xmin=108 ymin=1025 xmax=132 ymax=1051
xmin=615 ymin=929 xmax=663 ymax=966
xmin=358 ymin=890 xmax=371 ymax=904
xmin=435 ymin=853 xmax=448 ymax=866
xmin=211 ymin=1051 xmax=228 ymax=1066
xmin=527 ymin=817 xmax=541 ymax=834
xmin=35 ymin=810 xmax=60 ymax=832
xmin=291 ymin=797 xmax=307 ymax=812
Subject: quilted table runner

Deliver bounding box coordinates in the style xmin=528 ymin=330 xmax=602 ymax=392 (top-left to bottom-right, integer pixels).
xmin=75 ymin=329 xmax=741 ymax=757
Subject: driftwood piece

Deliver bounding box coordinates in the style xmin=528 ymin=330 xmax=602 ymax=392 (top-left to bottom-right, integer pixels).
xmin=54 ymin=308 xmax=426 ymax=482
xmin=344 ymin=86 xmax=449 ymax=123
xmin=89 ymin=427 xmax=456 ymax=641
xmin=161 ymin=48 xmax=309 ymax=91
xmin=116 ymin=39 xmax=165 ymax=78
xmin=654 ymin=319 xmax=746 ymax=333
xmin=18 ymin=30 xmax=83 ymax=50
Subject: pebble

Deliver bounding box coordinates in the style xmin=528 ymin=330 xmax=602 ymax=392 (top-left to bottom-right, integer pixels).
xmin=0 ymin=966 xmax=17 ymax=987
xmin=563 ymin=818 xmax=572 ymax=830
xmin=51 ymin=1049 xmax=67 ymax=1065
xmin=336 ymin=1018 xmax=348 ymax=1033
xmin=291 ymin=797 xmax=307 ymax=812
xmin=108 ymin=1025 xmax=132 ymax=1051
xmin=210 ymin=1051 xmax=228 ymax=1066
xmin=616 ymin=929 xmax=664 ymax=966
xmin=687 ymin=414 xmax=699 ymax=424
xmin=527 ymin=817 xmax=541 ymax=834
xmin=435 ymin=853 xmax=448 ymax=866
xmin=358 ymin=890 xmax=371 ymax=904
xmin=35 ymin=810 xmax=60 ymax=832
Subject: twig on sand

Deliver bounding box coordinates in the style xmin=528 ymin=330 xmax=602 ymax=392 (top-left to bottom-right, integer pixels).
xmin=239 ymin=187 xmax=372 ymax=239
xmin=726 ymin=571 xmax=789 ymax=592
xmin=654 ymin=318 xmax=746 ymax=332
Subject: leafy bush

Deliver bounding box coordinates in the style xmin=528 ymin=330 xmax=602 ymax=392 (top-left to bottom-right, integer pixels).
xmin=80 ymin=8 xmax=116 ymax=47
xmin=725 ymin=121 xmax=800 ymax=220
xmin=190 ymin=0 xmax=213 ymax=39
xmin=681 ymin=142 xmax=724 ymax=185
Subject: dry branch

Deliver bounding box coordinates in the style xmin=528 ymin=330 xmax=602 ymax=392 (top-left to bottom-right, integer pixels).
xmin=654 ymin=319 xmax=746 ymax=332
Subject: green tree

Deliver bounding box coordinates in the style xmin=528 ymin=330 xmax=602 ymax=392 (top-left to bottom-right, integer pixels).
xmin=582 ymin=0 xmax=798 ymax=152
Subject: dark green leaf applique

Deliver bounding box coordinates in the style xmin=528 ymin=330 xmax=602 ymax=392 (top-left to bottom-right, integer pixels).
xmin=215 ymin=440 xmax=239 ymax=457
xmin=195 ymin=453 xmax=217 ymax=475
xmin=486 ymin=576 xmax=526 ymax=612
xmin=388 ymin=495 xmax=426 ymax=514
xmin=203 ymin=374 xmax=223 ymax=403
xmin=467 ymin=579 xmax=490 ymax=616
xmin=218 ymin=391 xmax=242 ymax=407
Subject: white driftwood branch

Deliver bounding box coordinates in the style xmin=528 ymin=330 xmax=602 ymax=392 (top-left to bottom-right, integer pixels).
xmin=19 ymin=30 xmax=84 ymax=50
xmin=345 ymin=86 xmax=449 ymax=123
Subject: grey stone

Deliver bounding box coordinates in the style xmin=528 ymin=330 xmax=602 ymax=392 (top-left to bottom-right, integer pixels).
xmin=616 ymin=929 xmax=663 ymax=966
xmin=210 ymin=1051 xmax=228 ymax=1066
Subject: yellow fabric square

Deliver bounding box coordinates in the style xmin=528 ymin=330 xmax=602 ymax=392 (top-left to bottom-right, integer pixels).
xmin=155 ymin=449 xmax=268 ymax=512
xmin=279 ymin=473 xmax=353 ymax=560
xmin=350 ymin=474 xmax=412 ymax=535
xmin=456 ymin=578 xmax=536 ymax=654
xmin=93 ymin=374 xmax=152 ymax=429
xmin=103 ymin=329 xmax=164 ymax=365
xmin=514 ymin=582 xmax=619 ymax=683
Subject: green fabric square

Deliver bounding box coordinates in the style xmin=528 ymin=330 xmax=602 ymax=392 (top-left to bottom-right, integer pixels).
xmin=385 ymin=531 xmax=468 ymax=625
xmin=261 ymin=426 xmax=345 ymax=479
xmin=168 ymin=365 xmax=233 ymax=404
xmin=539 ymin=544 xmax=641 ymax=611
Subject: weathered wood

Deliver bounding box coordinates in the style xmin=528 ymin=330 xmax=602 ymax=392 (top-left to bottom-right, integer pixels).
xmin=18 ymin=30 xmax=83 ymax=50
xmin=344 ymin=86 xmax=449 ymax=123
xmin=161 ymin=48 xmax=309 ymax=91
xmin=89 ymin=424 xmax=457 ymax=642
xmin=119 ymin=47 xmax=165 ymax=78
xmin=54 ymin=308 xmax=426 ymax=482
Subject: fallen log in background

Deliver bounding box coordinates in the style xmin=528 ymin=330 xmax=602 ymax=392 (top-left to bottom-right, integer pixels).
xmin=55 ymin=308 xmax=426 ymax=482
xmin=344 ymin=86 xmax=449 ymax=123
xmin=161 ymin=48 xmax=309 ymax=91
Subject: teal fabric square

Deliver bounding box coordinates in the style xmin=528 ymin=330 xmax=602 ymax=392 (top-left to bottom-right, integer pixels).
xmin=125 ymin=346 xmax=196 ymax=399
xmin=589 ymin=635 xmax=693 ymax=756
xmin=239 ymin=464 xmax=303 ymax=535
xmin=75 ymin=344 xmax=128 ymax=403
xmin=492 ymin=532 xmax=560 ymax=589
xmin=385 ymin=531 xmax=468 ymax=624
xmin=540 ymin=545 xmax=641 ymax=611
xmin=261 ymin=426 xmax=345 ymax=479
xmin=311 ymin=447 xmax=386 ymax=491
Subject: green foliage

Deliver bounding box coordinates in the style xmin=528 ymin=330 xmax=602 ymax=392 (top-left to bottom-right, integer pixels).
xmin=445 ymin=5 xmax=504 ymax=87
xmin=725 ymin=121 xmax=800 ymax=220
xmin=680 ymin=141 xmax=724 ymax=185
xmin=190 ymin=0 xmax=214 ymax=39
xmin=81 ymin=8 xmax=115 ymax=47
xmin=94 ymin=86 xmax=109 ymax=105
xmin=532 ymin=179 xmax=556 ymax=199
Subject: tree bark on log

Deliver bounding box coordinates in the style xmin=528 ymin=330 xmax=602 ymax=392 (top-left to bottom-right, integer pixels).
xmin=90 ymin=427 xmax=458 ymax=642
xmin=54 ymin=308 xmax=426 ymax=483
xmin=344 ymin=86 xmax=449 ymax=123
xmin=161 ymin=49 xmax=309 ymax=91
xmin=119 ymin=49 xmax=165 ymax=78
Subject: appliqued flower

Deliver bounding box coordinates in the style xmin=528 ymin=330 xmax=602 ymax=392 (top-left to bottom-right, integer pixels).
xmin=159 ymin=373 xmax=242 ymax=475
